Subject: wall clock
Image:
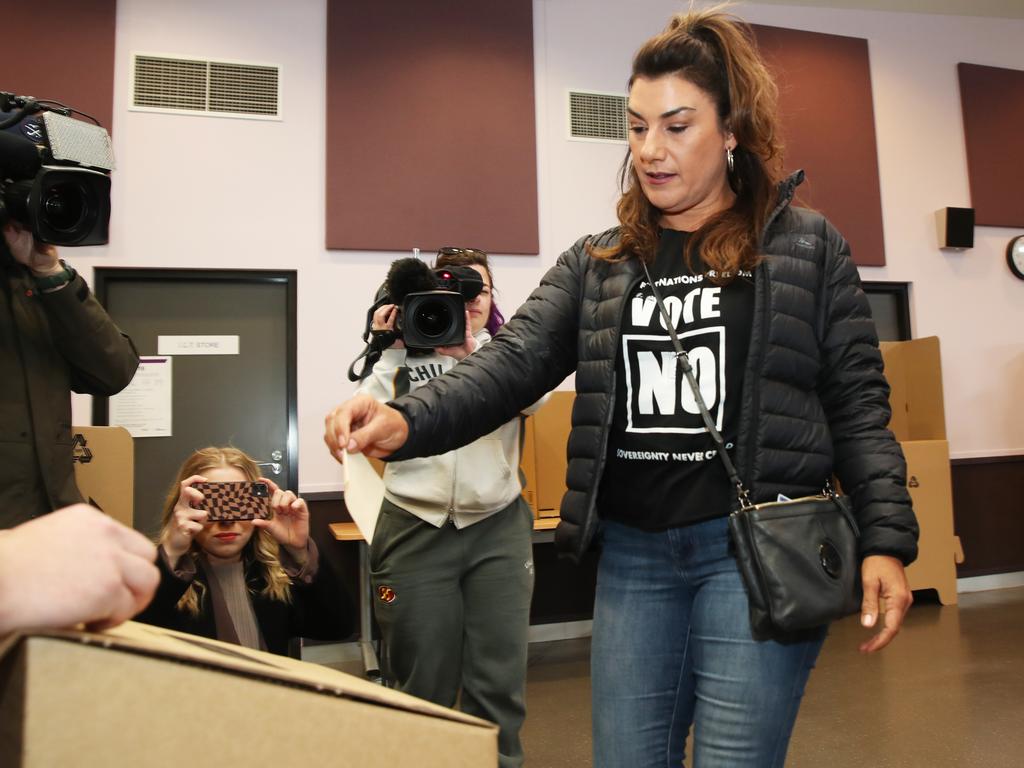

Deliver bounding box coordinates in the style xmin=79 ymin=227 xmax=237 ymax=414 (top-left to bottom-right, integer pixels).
xmin=1008 ymin=235 xmax=1024 ymax=280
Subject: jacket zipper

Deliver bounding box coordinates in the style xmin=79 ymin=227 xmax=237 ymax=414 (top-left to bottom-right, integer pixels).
xmin=741 ymin=174 xmax=800 ymax=496
xmin=744 ymin=264 xmax=770 ymax=494
xmin=579 ymin=269 xmax=642 ymax=556
xmin=750 ymin=493 xmax=827 ymax=509
xmin=447 ymin=451 xmax=457 ymax=525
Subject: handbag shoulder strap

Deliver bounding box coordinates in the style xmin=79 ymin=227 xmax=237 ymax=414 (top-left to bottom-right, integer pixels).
xmin=640 ymin=261 xmax=752 ymax=508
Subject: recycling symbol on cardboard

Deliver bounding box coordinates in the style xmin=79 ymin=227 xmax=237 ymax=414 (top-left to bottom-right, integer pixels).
xmin=72 ymin=433 xmax=93 ymax=464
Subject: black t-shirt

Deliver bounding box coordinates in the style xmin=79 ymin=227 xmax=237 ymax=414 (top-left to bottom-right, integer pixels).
xmin=598 ymin=229 xmax=754 ymax=530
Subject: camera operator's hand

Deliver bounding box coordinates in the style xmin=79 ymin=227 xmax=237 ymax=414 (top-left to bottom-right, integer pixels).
xmin=371 ymin=304 xmax=404 ymax=349
xmin=252 ymin=478 xmax=309 ymax=562
xmin=436 ymin=309 xmax=479 ymax=361
xmin=2 ymin=221 xmax=61 ymax=276
xmin=325 ymin=394 xmax=409 ymax=460
xmin=162 ymin=475 xmax=210 ymax=566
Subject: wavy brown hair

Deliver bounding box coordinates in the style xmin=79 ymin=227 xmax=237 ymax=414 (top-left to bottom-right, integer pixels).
xmin=593 ymin=6 xmax=784 ymax=283
xmin=158 ymin=446 xmax=293 ymax=617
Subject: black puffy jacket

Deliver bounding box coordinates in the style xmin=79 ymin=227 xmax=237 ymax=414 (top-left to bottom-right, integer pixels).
xmin=389 ymin=175 xmax=919 ymax=565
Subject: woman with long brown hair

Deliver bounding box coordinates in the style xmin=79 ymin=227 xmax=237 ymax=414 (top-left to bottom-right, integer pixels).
xmin=326 ymin=8 xmax=917 ymax=766
xmin=135 ymin=447 xmax=350 ymax=655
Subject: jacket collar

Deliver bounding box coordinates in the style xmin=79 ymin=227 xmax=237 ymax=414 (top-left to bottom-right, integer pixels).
xmin=760 ymin=169 xmax=805 ymax=245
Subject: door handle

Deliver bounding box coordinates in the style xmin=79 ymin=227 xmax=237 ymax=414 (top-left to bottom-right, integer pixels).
xmin=256 ymin=460 xmax=282 ymax=476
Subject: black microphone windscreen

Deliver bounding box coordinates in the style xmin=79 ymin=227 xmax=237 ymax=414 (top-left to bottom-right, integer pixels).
xmin=0 ymin=129 xmax=42 ymax=180
xmin=386 ymin=258 xmax=438 ymax=304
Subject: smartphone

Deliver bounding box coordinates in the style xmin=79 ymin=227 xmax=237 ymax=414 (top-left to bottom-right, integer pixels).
xmin=191 ymin=480 xmax=272 ymax=522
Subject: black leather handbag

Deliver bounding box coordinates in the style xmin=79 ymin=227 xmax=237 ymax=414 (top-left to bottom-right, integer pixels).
xmin=642 ymin=263 xmax=862 ymax=635
xmin=727 ymin=485 xmax=862 ymax=634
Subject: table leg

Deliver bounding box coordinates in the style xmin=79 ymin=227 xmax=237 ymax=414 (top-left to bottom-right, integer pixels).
xmin=357 ymin=541 xmax=382 ymax=682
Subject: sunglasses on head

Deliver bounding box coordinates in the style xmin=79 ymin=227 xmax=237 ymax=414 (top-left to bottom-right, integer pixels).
xmin=437 ymin=246 xmax=487 ymax=259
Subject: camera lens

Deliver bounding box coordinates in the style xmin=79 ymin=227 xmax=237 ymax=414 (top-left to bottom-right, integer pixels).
xmin=41 ymin=182 xmax=88 ymax=233
xmin=413 ymin=299 xmax=455 ymax=339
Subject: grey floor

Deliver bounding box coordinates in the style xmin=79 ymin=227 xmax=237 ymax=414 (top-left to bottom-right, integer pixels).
xmin=328 ymin=586 xmax=1024 ymax=766
xmin=520 ymin=586 xmax=1024 ymax=767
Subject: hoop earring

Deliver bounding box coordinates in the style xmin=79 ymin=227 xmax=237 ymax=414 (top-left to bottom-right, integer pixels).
xmin=726 ymin=147 xmax=735 ymax=174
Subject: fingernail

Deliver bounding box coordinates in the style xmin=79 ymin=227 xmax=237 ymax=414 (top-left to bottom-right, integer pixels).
xmin=346 ymin=438 xmax=358 ymax=452
xmin=861 ymin=613 xmax=874 ymax=627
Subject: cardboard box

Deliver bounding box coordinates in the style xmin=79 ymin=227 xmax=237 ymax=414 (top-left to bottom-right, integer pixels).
xmin=0 ymin=622 xmax=496 ymax=767
xmin=880 ymin=337 xmax=963 ymax=604
xmin=527 ymin=392 xmax=574 ymax=518
xmin=879 ymin=336 xmax=946 ymax=441
xmin=71 ymin=426 xmax=134 ymax=528
xmin=519 ymin=415 xmax=538 ymax=514
xmin=902 ymin=440 xmax=964 ymax=604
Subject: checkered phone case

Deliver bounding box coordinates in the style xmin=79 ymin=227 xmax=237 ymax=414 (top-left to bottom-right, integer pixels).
xmin=192 ymin=481 xmax=271 ymax=522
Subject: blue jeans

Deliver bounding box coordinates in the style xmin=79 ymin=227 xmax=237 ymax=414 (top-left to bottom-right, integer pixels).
xmin=591 ymin=516 xmax=827 ymax=768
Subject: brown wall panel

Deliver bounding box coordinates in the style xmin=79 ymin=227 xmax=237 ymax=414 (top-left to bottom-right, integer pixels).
xmin=326 ymin=0 xmax=538 ymax=254
xmin=2 ymin=0 xmax=116 ymax=132
xmin=958 ymin=63 xmax=1024 ymax=228
xmin=951 ymin=455 xmax=1024 ymax=577
xmin=754 ymin=25 xmax=886 ymax=267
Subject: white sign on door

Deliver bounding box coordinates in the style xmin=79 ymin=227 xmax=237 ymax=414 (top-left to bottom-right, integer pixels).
xmin=157 ymin=335 xmax=240 ymax=356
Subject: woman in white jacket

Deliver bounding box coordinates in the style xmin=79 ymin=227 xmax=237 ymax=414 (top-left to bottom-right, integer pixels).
xmin=356 ymin=247 xmax=544 ymax=768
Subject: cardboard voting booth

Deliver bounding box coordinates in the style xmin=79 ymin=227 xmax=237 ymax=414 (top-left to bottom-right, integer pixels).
xmin=519 ymin=391 xmax=573 ymax=519
xmin=70 ymin=425 xmax=134 ymax=529
xmin=0 ymin=622 xmax=497 ymax=767
xmin=880 ymin=337 xmax=964 ymax=604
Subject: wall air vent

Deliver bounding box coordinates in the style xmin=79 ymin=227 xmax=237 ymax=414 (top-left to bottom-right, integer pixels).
xmin=568 ymin=90 xmax=628 ymax=143
xmin=131 ymin=54 xmax=281 ymax=119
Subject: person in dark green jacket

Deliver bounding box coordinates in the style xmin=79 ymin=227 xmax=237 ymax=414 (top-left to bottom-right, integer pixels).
xmin=1 ymin=221 xmax=138 ymax=528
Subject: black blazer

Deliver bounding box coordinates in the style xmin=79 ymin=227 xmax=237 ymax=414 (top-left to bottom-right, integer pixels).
xmin=135 ymin=544 xmax=353 ymax=656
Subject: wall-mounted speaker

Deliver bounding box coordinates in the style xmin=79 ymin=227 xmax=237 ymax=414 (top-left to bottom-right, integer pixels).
xmin=935 ymin=207 xmax=975 ymax=250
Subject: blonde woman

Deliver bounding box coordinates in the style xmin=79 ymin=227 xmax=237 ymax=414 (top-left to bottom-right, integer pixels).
xmin=135 ymin=447 xmax=351 ymax=654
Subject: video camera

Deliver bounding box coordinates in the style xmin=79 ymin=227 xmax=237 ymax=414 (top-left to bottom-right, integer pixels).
xmin=0 ymin=92 xmax=114 ymax=247
xmin=347 ymin=257 xmax=485 ymax=381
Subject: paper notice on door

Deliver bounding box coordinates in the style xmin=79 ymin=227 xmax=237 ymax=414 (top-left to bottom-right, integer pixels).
xmin=109 ymin=357 xmax=173 ymax=437
xmin=342 ymin=450 xmax=384 ymax=543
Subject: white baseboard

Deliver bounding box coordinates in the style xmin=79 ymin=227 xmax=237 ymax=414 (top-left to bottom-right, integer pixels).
xmin=528 ymin=620 xmax=592 ymax=643
xmin=957 ymin=572 xmax=1024 ymax=593
xmin=301 ymin=641 xmax=364 ymax=665
xmin=301 ymin=575 xmax=1024 ymax=666
xmin=301 ymin=620 xmax=595 ymax=666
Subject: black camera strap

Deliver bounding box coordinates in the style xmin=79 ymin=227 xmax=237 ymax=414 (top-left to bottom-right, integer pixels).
xmin=346 ymin=331 xmax=399 ymax=382
xmin=346 ymin=344 xmax=375 ymax=382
